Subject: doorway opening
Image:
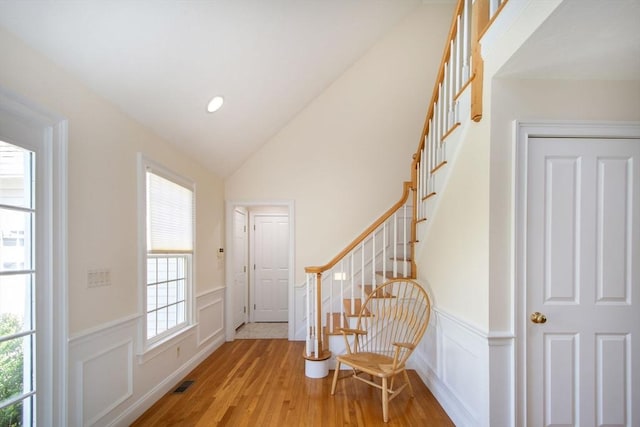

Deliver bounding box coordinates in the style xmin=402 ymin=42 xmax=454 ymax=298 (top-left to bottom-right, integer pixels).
xmin=224 ymin=201 xmax=294 ymax=341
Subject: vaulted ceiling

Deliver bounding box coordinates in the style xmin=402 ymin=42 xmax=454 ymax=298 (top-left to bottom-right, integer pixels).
xmin=0 ymin=0 xmax=432 ymax=177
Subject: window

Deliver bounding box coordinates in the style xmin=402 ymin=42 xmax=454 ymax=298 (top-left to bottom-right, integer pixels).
xmin=140 ymin=156 xmax=194 ymax=348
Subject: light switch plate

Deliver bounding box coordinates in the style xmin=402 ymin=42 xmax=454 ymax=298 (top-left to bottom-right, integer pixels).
xmin=87 ymin=268 xmax=111 ymax=288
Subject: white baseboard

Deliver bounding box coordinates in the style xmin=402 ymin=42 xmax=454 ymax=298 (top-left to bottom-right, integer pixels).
xmin=413 ymin=358 xmax=477 ymax=427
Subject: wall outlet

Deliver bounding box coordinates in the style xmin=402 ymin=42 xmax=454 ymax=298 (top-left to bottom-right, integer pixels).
xmin=87 ymin=268 xmax=111 ymax=288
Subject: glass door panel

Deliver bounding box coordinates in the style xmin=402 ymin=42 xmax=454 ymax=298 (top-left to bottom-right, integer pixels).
xmin=0 ymin=141 xmax=36 ymax=427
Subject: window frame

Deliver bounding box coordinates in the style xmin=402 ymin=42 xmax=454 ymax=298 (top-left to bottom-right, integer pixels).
xmin=0 ymin=88 xmax=69 ymax=426
xmin=137 ymin=154 xmax=196 ymax=358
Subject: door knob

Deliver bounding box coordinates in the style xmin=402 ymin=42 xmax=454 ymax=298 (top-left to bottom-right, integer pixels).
xmin=530 ymin=312 xmax=547 ymax=324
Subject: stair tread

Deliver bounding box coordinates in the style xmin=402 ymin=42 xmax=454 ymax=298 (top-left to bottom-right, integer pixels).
xmin=375 ymin=270 xmax=411 ymax=280
xmin=342 ymin=298 xmax=372 ymax=317
xmin=422 ymin=191 xmax=437 ymax=201
xmin=431 ymin=160 xmax=448 ymax=174
xmin=360 ymin=284 xmax=395 ymax=299
xmin=325 ymin=312 xmax=349 ymax=335
xmin=389 ymin=256 xmax=412 ymax=262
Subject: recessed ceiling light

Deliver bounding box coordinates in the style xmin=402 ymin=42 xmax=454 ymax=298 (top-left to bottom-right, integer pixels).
xmin=207 ymin=96 xmax=224 ymax=113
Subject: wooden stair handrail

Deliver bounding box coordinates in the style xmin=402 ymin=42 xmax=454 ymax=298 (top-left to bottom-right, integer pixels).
xmin=305 ymin=181 xmax=413 ymax=275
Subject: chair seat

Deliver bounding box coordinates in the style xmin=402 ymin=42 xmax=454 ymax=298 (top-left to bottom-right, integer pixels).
xmin=336 ymin=352 xmax=404 ymax=377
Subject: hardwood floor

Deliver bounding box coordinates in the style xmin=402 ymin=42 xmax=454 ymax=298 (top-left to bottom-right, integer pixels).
xmin=131 ymin=339 xmax=454 ymax=426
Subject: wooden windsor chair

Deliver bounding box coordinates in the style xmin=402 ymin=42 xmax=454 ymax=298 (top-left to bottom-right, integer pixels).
xmin=330 ymin=278 xmax=432 ymax=422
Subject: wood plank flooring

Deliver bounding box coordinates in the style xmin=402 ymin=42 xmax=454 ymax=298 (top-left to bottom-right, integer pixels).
xmin=131 ymin=339 xmax=454 ymax=426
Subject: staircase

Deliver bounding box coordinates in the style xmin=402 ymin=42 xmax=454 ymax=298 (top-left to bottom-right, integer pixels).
xmin=302 ymin=0 xmax=509 ymax=376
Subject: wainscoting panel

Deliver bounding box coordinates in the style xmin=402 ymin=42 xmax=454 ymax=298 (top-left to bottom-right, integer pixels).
xmin=81 ymin=340 xmax=133 ymax=426
xmin=197 ymin=292 xmax=224 ymax=346
xmin=68 ymin=288 xmax=226 ymax=427
xmin=69 ymin=315 xmax=138 ymax=427
xmin=411 ymin=308 xmax=514 ymax=427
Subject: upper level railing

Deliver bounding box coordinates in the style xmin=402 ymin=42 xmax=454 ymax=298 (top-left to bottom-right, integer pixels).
xmin=412 ymin=0 xmax=509 ymax=218
xmin=303 ymin=0 xmax=509 ymax=363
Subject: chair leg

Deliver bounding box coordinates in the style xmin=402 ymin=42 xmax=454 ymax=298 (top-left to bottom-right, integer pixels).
xmin=331 ymin=361 xmax=341 ymax=395
xmin=402 ymin=370 xmax=414 ymax=396
xmin=382 ymin=377 xmax=389 ymax=422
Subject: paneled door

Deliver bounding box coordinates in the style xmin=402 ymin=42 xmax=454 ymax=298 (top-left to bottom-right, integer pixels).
xmin=525 ymin=137 xmax=639 ymax=426
xmin=252 ymin=214 xmax=289 ymax=322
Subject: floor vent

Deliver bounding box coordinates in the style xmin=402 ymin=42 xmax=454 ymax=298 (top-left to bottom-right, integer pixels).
xmin=173 ymin=380 xmax=195 ymax=394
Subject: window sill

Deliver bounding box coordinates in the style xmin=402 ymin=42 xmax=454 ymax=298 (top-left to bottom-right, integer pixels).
xmin=137 ymin=323 xmax=197 ymax=365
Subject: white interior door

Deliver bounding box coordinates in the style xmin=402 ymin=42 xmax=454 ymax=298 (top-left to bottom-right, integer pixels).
xmin=232 ymin=208 xmax=248 ymax=329
xmin=252 ymin=214 xmax=289 ymax=322
xmin=525 ymin=137 xmax=639 ymax=426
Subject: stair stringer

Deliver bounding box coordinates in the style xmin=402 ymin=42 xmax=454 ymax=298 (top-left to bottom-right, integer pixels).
xmin=414 ymin=87 xmax=473 ymax=262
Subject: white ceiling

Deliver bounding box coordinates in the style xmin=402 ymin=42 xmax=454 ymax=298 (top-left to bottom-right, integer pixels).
xmin=0 ymin=0 xmax=430 ymax=177
xmin=1 ymin=0 xmax=637 ymax=177
xmin=497 ymin=0 xmax=640 ymax=80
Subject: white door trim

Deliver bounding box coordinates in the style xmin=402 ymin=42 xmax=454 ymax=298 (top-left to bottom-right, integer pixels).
xmin=513 ymin=120 xmax=640 ymax=426
xmin=232 ymin=207 xmax=248 ymax=328
xmin=0 ymin=86 xmax=69 ymax=426
xmin=224 ymin=200 xmax=295 ymax=340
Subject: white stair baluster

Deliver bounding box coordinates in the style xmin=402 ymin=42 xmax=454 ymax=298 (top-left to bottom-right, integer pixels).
xmin=455 ymin=15 xmax=462 ymax=96
xmin=462 ymin=0 xmax=471 ymax=82
xmin=349 ymin=253 xmax=354 ymax=321
xmin=382 ymin=221 xmax=387 ymax=280
xmin=340 ymin=260 xmax=345 ymax=328
xmin=330 ymin=267 xmax=334 ymax=333
xmin=449 ymin=40 xmax=455 ymax=128
xmin=443 ymin=62 xmax=449 ymax=133
xmin=306 ymin=274 xmax=312 ymax=355
xmin=372 ymin=233 xmax=376 ymax=289
xmin=416 ymin=161 xmax=422 ymax=221
xmin=421 ymin=145 xmax=427 ymax=202
xmin=437 ymin=84 xmax=443 ymax=149
xmin=360 ymin=241 xmax=365 ymax=304
xmin=403 ymin=203 xmax=408 ymax=278
xmin=429 ymin=120 xmax=434 ymax=194
xmin=393 ymin=212 xmax=398 ymax=277
xmin=440 ymin=82 xmax=446 ymax=142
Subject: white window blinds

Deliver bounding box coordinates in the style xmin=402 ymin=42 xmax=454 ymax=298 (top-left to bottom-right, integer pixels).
xmin=146 ymin=171 xmax=193 ymax=253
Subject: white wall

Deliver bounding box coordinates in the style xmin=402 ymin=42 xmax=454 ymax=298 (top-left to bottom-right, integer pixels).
xmin=225 ymin=3 xmax=455 ymax=284
xmin=0 ymin=27 xmax=226 ymax=425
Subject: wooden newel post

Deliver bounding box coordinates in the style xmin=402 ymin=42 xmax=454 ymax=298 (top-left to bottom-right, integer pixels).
xmin=471 ymin=0 xmax=489 ymax=122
